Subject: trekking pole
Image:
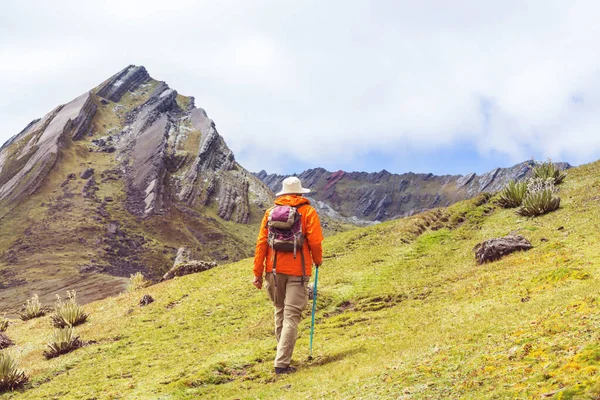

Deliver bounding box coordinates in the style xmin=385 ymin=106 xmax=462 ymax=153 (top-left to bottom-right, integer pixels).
xmin=308 ymin=264 xmax=319 ymax=361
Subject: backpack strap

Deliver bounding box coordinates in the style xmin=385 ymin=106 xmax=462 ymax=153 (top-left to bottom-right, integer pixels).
xmin=272 ymin=251 xmax=278 ymax=288
xmin=293 ymin=204 xmax=308 ymax=285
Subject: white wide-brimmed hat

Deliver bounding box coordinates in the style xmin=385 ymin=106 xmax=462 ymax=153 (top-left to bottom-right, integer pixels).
xmin=276 ymin=176 xmax=311 ymax=196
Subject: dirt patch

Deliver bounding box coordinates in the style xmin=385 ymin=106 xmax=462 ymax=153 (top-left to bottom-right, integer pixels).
xmin=356 ymin=294 xmax=408 ymax=312
xmin=323 ymin=300 xmax=355 ymax=318
xmin=187 ymin=361 xmax=253 ymax=386
xmin=165 ymin=294 xmax=188 ymax=309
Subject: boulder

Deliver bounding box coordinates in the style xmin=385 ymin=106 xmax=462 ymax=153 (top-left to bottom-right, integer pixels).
xmin=80 ymin=168 xmax=94 ymax=179
xmin=474 ymin=235 xmax=533 ymax=264
xmin=0 ymin=332 xmax=14 ymax=349
xmin=139 ymin=294 xmax=154 ymax=306
xmin=161 ymin=259 xmax=218 ymax=281
xmin=173 ymin=247 xmax=191 ymax=265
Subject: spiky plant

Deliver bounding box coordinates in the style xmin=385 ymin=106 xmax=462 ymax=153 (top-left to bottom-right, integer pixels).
xmin=20 ymin=294 xmax=45 ymax=321
xmin=43 ymin=327 xmax=83 ymax=359
xmin=497 ymin=180 xmax=528 ymax=208
xmin=50 ymin=291 xmax=88 ymax=328
xmin=0 ymin=352 xmax=28 ymax=393
xmin=532 ymin=160 xmax=567 ymax=185
xmin=127 ymin=272 xmax=149 ymax=292
xmin=517 ymin=187 xmax=561 ymax=217
xmin=0 ymin=316 xmax=9 ymax=332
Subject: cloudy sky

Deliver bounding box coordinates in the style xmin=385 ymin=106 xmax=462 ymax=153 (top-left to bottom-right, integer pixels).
xmin=1 ymin=0 xmax=600 ymax=175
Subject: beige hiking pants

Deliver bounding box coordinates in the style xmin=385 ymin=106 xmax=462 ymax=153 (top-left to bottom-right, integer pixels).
xmin=265 ymin=272 xmax=309 ymax=368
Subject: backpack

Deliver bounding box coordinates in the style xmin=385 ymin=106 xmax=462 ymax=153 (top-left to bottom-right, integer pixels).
xmin=267 ymin=205 xmax=304 ymax=256
xmin=267 ymin=204 xmax=308 ymax=283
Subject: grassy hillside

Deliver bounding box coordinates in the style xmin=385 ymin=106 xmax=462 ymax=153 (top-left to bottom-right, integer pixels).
xmin=2 ymin=160 xmax=600 ymax=399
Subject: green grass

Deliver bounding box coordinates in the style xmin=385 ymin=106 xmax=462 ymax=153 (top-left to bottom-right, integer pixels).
xmin=2 ymin=159 xmax=600 ymax=398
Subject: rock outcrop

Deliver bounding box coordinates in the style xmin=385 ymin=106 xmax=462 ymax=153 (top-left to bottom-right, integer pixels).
xmin=256 ymin=161 xmax=571 ymax=222
xmin=161 ymin=247 xmax=218 ymax=281
xmin=0 ymin=92 xmax=97 ymax=214
xmin=96 ymin=65 xmax=150 ymax=103
xmin=474 ymin=235 xmax=533 ymax=264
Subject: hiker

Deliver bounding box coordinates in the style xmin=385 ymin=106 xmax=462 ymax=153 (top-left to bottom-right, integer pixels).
xmin=253 ymin=176 xmax=324 ymax=374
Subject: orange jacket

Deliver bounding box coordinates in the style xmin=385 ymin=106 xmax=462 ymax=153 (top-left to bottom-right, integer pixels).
xmin=253 ymin=195 xmax=323 ymax=277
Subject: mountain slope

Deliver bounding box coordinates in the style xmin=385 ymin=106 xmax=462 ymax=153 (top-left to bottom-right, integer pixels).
xmin=0 ymin=65 xmax=273 ymax=311
xmin=3 ymin=159 xmax=599 ymax=399
xmin=256 ymin=161 xmax=571 ymax=222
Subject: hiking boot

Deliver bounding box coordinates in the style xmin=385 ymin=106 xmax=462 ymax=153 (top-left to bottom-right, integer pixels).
xmin=274 ymin=366 xmax=297 ymax=374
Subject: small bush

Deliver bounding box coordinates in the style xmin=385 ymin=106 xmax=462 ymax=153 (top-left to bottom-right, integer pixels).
xmin=44 ymin=327 xmax=83 ymax=359
xmin=517 ymin=187 xmax=561 ymax=217
xmin=0 ymin=352 xmax=28 ymax=392
xmin=127 ymin=272 xmax=149 ymax=292
xmin=0 ymin=316 xmax=9 ymax=332
xmin=20 ymin=294 xmax=45 ymax=321
xmin=532 ymin=160 xmax=567 ymax=185
xmin=50 ymin=291 xmax=88 ymax=328
xmin=498 ymin=180 xmax=528 ymax=208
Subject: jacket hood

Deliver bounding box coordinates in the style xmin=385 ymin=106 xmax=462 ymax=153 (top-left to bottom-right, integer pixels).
xmin=274 ymin=195 xmax=311 ymax=207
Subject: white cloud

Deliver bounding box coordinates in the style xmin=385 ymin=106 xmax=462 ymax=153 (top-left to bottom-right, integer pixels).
xmin=2 ymin=0 xmax=600 ymax=174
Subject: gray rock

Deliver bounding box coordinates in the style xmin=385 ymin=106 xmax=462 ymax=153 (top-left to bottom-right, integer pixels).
xmin=82 ymin=177 xmax=98 ymax=198
xmin=80 ymin=168 xmax=94 ymax=179
xmin=97 ymin=65 xmax=150 ymax=102
xmin=474 ymin=235 xmax=533 ymax=265
xmin=139 ymin=294 xmax=154 ymax=306
xmin=160 ymin=260 xmax=218 ymax=281
xmin=173 ymin=247 xmax=191 ymax=265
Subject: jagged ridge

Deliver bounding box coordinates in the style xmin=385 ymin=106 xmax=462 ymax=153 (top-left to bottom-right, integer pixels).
xmin=256 ymin=161 xmax=571 ymax=221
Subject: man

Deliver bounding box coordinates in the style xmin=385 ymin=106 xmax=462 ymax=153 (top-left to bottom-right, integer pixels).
xmin=253 ymin=176 xmax=324 ymax=374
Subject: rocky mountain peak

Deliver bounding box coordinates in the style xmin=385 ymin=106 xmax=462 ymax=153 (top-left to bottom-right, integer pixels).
xmin=0 ymin=65 xmax=272 ymax=221
xmin=0 ymin=65 xmax=273 ymax=310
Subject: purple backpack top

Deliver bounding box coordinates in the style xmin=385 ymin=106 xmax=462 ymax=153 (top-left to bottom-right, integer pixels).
xmin=267 ymin=205 xmax=304 ymax=257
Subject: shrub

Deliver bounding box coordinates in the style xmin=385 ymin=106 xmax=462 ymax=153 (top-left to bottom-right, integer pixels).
xmin=532 ymin=160 xmax=567 ymax=185
xmin=50 ymin=291 xmax=88 ymax=328
xmin=127 ymin=272 xmax=149 ymax=292
xmin=0 ymin=316 xmax=9 ymax=332
xmin=497 ymin=180 xmax=528 ymax=208
xmin=517 ymin=187 xmax=561 ymax=217
xmin=43 ymin=327 xmax=83 ymax=359
xmin=0 ymin=352 xmax=28 ymax=392
xmin=20 ymin=294 xmax=45 ymax=321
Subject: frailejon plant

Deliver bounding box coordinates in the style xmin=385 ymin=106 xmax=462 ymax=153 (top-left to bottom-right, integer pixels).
xmin=50 ymin=291 xmax=89 ymax=328
xmin=532 ymin=160 xmax=567 ymax=185
xmin=127 ymin=272 xmax=149 ymax=292
xmin=43 ymin=327 xmax=83 ymax=359
xmin=0 ymin=352 xmax=28 ymax=393
xmin=20 ymin=294 xmax=45 ymax=321
xmin=517 ymin=181 xmax=561 ymax=217
xmin=0 ymin=316 xmax=9 ymax=332
xmin=497 ymin=180 xmax=528 ymax=208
